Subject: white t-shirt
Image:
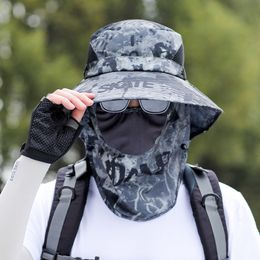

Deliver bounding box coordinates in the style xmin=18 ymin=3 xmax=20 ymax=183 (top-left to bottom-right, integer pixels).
xmin=23 ymin=176 xmax=260 ymax=260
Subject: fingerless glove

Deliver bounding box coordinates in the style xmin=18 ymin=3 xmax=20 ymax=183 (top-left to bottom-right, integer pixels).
xmin=20 ymin=97 xmax=83 ymax=164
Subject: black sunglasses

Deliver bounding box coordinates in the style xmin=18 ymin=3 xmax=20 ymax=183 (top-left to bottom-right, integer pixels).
xmin=99 ymin=99 xmax=170 ymax=114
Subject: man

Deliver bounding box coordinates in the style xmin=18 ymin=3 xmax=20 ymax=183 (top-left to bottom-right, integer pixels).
xmin=0 ymin=19 xmax=259 ymax=260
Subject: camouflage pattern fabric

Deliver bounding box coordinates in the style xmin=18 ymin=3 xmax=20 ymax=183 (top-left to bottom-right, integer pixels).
xmin=75 ymin=19 xmax=222 ymax=221
xmin=80 ymin=103 xmax=190 ymax=221
xmin=84 ymin=19 xmax=185 ymax=79
xmin=74 ymin=19 xmax=222 ymax=138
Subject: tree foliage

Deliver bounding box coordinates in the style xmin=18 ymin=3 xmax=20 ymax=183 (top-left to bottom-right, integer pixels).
xmin=0 ymin=0 xmax=260 ymax=226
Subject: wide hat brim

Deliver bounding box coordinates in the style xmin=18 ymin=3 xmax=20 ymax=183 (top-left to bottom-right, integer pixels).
xmin=74 ymin=71 xmax=222 ymax=138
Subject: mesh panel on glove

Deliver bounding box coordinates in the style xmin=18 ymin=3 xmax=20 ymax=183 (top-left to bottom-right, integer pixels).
xmin=21 ymin=98 xmax=84 ymax=164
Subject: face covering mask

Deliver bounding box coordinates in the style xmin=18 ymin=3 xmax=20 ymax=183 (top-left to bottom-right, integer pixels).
xmin=96 ymin=105 xmax=168 ymax=155
xmin=80 ymin=103 xmax=190 ymax=221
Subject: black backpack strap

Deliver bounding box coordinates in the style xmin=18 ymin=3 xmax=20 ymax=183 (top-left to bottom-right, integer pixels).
xmin=183 ymin=164 xmax=229 ymax=260
xmin=41 ymin=158 xmax=99 ymax=260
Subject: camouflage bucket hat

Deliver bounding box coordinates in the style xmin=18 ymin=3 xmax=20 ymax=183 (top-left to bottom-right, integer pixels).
xmin=74 ymin=19 xmax=222 ymax=138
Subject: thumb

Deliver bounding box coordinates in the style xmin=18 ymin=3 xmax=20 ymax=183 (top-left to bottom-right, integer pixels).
xmin=71 ymin=108 xmax=86 ymax=123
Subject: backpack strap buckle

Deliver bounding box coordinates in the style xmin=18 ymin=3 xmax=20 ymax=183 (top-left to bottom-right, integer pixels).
xmin=201 ymin=193 xmax=221 ymax=208
xmin=58 ymin=186 xmax=76 ymax=201
xmin=41 ymin=250 xmax=57 ymax=260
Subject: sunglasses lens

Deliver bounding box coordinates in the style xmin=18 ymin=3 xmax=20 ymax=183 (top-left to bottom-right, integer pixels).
xmin=140 ymin=100 xmax=170 ymax=114
xmin=100 ymin=100 xmax=129 ymax=113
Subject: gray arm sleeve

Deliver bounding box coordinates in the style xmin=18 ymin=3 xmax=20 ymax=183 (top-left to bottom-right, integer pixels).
xmin=0 ymin=155 xmax=50 ymax=260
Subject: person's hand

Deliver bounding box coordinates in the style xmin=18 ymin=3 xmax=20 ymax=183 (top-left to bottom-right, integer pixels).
xmin=20 ymin=88 xmax=95 ymax=164
xmin=46 ymin=88 xmax=95 ymax=123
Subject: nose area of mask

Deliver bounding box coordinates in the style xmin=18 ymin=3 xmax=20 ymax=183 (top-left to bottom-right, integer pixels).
xmin=96 ymin=105 xmax=168 ymax=155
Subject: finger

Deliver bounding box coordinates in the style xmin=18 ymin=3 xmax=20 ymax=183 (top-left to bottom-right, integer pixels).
xmin=62 ymin=88 xmax=95 ymax=99
xmin=46 ymin=93 xmax=76 ymax=110
xmin=84 ymin=92 xmax=96 ymax=99
xmin=71 ymin=108 xmax=85 ymax=123
xmin=86 ymin=92 xmax=95 ymax=97
xmin=53 ymin=89 xmax=88 ymax=110
xmin=61 ymin=88 xmax=95 ymax=107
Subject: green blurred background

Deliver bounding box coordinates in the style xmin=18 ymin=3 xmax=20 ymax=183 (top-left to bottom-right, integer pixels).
xmin=0 ymin=0 xmax=260 ymax=227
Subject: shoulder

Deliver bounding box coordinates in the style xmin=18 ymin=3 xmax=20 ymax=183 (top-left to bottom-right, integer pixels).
xmin=218 ymin=182 xmax=253 ymax=219
xmin=218 ymin=182 xmax=253 ymax=216
xmin=219 ymin=182 xmax=243 ymax=204
xmin=218 ymin=183 xmax=260 ymax=256
xmin=219 ymin=182 xmax=259 ymax=235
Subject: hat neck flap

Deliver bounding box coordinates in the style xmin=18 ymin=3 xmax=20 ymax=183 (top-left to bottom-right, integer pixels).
xmin=80 ymin=104 xmax=191 ymax=221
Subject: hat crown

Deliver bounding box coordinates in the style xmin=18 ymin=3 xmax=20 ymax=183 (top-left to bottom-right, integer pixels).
xmin=84 ymin=20 xmax=186 ymax=78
